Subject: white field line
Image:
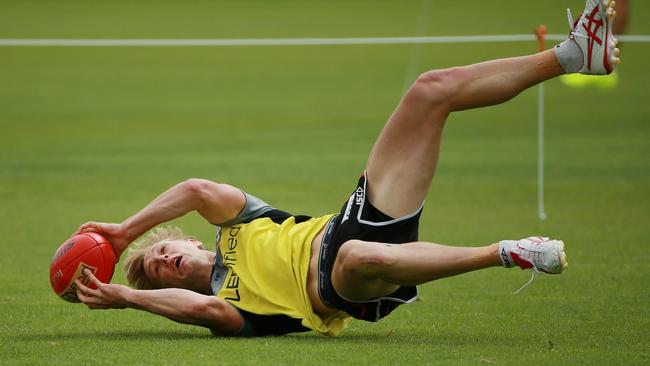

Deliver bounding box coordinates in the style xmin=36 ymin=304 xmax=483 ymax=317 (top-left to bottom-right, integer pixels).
xmin=0 ymin=34 xmax=648 ymax=47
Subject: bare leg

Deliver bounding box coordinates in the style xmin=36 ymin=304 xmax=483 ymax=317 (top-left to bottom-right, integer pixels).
xmin=332 ymin=240 xmax=501 ymax=301
xmin=367 ymin=49 xmax=564 ymax=218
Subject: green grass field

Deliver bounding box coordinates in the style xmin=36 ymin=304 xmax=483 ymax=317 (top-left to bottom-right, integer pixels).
xmin=1 ymin=1 xmax=649 ymax=364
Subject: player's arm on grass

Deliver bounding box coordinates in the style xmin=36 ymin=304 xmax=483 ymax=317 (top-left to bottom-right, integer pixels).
xmin=76 ymin=269 xmax=243 ymax=334
xmin=76 ymin=179 xmax=246 ymax=259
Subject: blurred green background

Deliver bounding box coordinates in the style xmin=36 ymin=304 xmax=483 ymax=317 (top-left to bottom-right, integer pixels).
xmin=1 ymin=1 xmax=648 ymax=365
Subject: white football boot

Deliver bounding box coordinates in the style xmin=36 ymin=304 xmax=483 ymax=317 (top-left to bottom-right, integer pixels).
xmin=499 ymin=236 xmax=568 ymax=294
xmin=500 ymin=236 xmax=568 ymax=274
xmin=566 ymin=0 xmax=620 ymax=75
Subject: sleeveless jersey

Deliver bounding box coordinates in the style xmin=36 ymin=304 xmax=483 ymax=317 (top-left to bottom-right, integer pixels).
xmin=214 ymin=214 xmax=351 ymax=336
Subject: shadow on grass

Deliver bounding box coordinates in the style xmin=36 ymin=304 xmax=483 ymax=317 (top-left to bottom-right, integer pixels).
xmin=15 ymin=331 xmax=402 ymax=343
xmin=284 ymin=330 xmax=523 ymax=347
xmin=14 ymin=330 xmax=212 ymax=342
xmin=15 ymin=328 xmax=521 ymax=347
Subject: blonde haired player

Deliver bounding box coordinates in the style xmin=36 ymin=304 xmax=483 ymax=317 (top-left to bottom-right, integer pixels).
xmin=74 ymin=0 xmax=619 ymax=337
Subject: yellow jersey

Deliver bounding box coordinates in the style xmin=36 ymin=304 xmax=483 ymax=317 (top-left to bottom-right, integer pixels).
xmin=214 ymin=214 xmax=352 ymax=336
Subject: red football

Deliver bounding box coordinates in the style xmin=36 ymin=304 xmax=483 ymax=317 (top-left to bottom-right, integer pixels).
xmin=50 ymin=232 xmax=117 ymax=303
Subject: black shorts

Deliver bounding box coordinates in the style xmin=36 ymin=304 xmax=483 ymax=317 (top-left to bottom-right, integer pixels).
xmin=318 ymin=171 xmax=422 ymax=322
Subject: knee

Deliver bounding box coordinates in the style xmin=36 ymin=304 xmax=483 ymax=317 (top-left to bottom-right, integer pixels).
xmin=335 ymin=240 xmax=391 ymax=277
xmin=405 ymin=67 xmax=464 ymax=108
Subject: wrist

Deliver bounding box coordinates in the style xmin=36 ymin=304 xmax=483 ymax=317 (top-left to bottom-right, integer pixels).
xmin=121 ymin=286 xmax=139 ymax=309
xmin=120 ymin=222 xmax=136 ymax=243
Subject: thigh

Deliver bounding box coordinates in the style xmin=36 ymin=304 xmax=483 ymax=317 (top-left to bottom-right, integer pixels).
xmin=366 ymin=86 xmax=449 ymax=219
xmin=317 ymin=178 xmax=421 ymax=320
xmin=326 ymin=180 xmax=422 ymax=300
xmin=331 ymin=240 xmax=400 ymax=301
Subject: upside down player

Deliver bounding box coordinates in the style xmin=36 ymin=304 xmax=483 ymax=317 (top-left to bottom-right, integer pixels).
xmin=74 ymin=0 xmax=620 ymax=337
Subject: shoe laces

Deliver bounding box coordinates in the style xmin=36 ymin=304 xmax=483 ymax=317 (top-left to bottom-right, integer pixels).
xmin=566 ymin=8 xmax=589 ymax=39
xmin=513 ymin=263 xmax=539 ymax=295
xmin=512 ymin=250 xmax=541 ymax=295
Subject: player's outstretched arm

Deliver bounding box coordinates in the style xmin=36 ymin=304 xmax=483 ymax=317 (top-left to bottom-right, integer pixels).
xmin=77 ymin=178 xmax=246 ymax=259
xmin=76 ymin=269 xmax=243 ymax=334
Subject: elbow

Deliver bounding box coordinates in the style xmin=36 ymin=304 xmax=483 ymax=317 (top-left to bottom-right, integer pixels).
xmin=190 ymin=297 xmax=228 ymax=327
xmin=181 ymin=178 xmax=244 ymax=224
xmin=183 ymin=178 xmax=217 ymax=193
xmin=182 ymin=178 xmax=219 ymax=204
xmin=191 ymin=296 xmax=220 ymax=315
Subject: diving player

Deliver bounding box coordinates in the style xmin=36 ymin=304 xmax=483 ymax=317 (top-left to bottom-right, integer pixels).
xmin=73 ymin=0 xmax=619 ymax=337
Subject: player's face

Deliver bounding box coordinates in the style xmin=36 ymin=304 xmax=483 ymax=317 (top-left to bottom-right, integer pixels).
xmin=144 ymin=239 xmax=209 ymax=290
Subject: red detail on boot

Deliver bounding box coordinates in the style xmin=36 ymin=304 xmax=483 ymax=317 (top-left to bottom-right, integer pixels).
xmin=582 ymin=6 xmax=604 ymax=70
xmin=511 ymin=252 xmax=534 ymax=270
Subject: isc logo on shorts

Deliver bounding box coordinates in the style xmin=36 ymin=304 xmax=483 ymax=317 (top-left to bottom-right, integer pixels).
xmin=354 ymin=187 xmax=364 ymax=205
xmin=342 ymin=187 xmax=364 ymax=223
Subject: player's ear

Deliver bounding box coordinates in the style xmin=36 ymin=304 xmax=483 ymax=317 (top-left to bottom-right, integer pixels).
xmin=188 ymin=237 xmax=205 ymax=250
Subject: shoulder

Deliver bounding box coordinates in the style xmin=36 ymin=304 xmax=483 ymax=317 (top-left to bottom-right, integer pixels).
xmin=218 ymin=191 xmax=312 ymax=226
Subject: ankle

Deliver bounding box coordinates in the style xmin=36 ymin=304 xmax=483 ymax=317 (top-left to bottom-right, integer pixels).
xmin=486 ymin=243 xmax=503 ymax=267
xmin=554 ymin=39 xmax=583 ymax=74
xmin=498 ymin=240 xmax=517 ymax=268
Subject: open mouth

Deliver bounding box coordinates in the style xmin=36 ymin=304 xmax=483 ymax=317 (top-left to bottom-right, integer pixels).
xmin=175 ymin=256 xmax=182 ymax=269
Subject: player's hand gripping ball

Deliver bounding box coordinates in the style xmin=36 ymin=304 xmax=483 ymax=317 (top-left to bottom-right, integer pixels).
xmin=50 ymin=232 xmax=117 ymax=302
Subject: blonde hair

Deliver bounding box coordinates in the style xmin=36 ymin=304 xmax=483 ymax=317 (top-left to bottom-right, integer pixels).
xmin=123 ymin=226 xmax=190 ymax=289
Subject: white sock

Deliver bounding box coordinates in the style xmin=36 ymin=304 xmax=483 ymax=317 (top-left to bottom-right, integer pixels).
xmin=554 ymin=39 xmax=583 ymax=74
xmin=498 ymin=240 xmax=517 ymax=268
